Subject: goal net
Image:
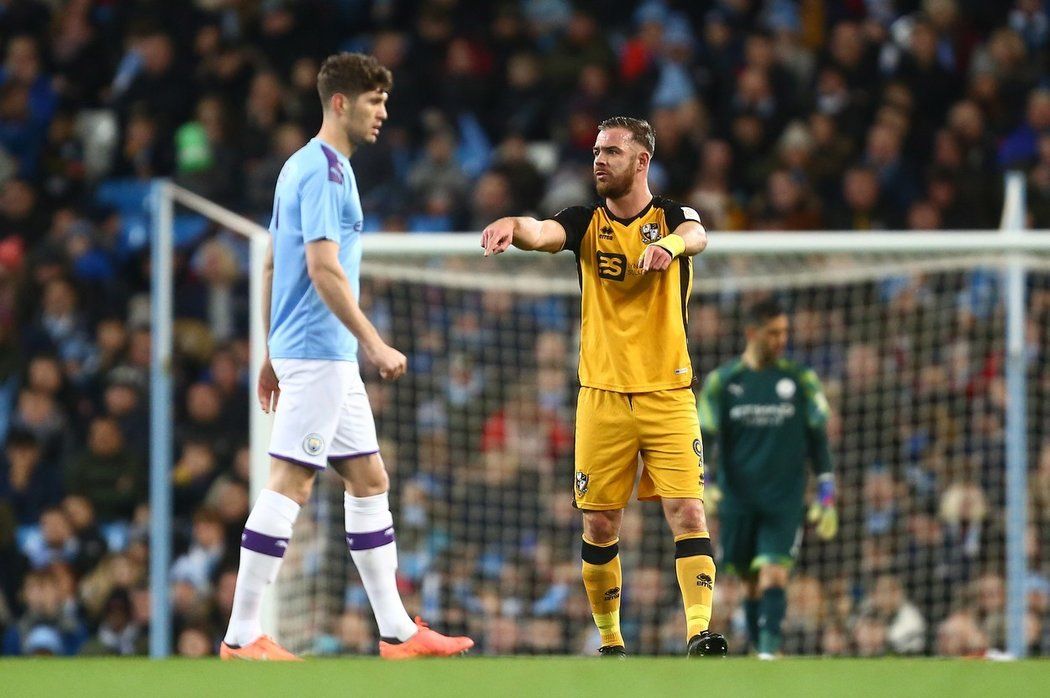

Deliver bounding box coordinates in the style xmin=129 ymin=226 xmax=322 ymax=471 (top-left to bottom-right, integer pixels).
xmin=268 ymin=244 xmax=1050 ymax=657
xmin=154 ymin=174 xmax=1045 ymax=658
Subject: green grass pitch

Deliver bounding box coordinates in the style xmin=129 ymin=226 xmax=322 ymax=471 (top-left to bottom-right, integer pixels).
xmin=3 ymin=657 xmax=1049 ymax=698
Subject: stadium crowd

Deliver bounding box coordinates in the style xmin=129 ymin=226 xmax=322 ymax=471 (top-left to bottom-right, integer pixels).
xmin=0 ymin=0 xmax=1048 ymax=657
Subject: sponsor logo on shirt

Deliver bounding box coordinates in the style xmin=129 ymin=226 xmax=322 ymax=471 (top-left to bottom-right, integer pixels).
xmin=596 ymin=251 xmax=626 ymax=281
xmin=728 ymin=403 xmax=796 ymax=426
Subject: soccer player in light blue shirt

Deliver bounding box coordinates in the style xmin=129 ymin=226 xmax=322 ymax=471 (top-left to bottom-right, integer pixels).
xmin=266 ymin=126 xmax=366 ymax=362
xmin=222 ymin=53 xmax=473 ymax=660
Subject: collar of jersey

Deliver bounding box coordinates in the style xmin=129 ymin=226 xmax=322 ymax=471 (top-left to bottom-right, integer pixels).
xmin=311 ymin=137 xmax=350 ymax=163
xmin=601 ymin=197 xmax=655 ymax=226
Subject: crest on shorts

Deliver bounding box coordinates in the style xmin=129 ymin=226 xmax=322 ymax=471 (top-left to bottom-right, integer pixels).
xmin=776 ymin=378 xmax=797 ymax=400
xmin=640 ymin=222 xmax=661 ymax=244
xmin=302 ymin=433 xmax=324 ymax=456
xmin=575 ymin=470 xmax=589 ymax=494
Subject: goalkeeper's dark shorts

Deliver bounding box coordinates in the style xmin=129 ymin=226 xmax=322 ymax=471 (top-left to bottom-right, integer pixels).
xmin=572 ymin=386 xmax=704 ymax=510
xmin=718 ymin=504 xmax=803 ymax=575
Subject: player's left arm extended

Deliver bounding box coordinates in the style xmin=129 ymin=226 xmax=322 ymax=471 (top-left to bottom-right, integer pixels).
xmin=640 ymin=221 xmax=707 ymax=272
xmin=801 ymin=369 xmax=837 ymax=540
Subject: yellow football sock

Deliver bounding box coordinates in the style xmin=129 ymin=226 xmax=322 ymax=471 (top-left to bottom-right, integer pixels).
xmin=674 ymin=532 xmax=716 ymax=640
xmin=581 ymin=535 xmax=623 ymax=648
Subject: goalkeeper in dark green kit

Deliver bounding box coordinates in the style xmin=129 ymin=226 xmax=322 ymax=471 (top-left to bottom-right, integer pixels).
xmin=697 ymin=299 xmax=837 ymax=658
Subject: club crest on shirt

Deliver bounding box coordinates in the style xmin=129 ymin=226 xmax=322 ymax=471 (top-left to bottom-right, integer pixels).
xmin=575 ymin=470 xmax=589 ymax=494
xmin=303 ymin=433 xmax=324 ymax=456
xmin=776 ymin=378 xmax=797 ymax=400
xmin=640 ymin=222 xmax=661 ymax=244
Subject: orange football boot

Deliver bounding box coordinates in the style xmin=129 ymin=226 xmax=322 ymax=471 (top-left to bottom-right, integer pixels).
xmin=220 ymin=634 xmax=302 ymax=661
xmin=379 ymin=617 xmax=474 ymax=659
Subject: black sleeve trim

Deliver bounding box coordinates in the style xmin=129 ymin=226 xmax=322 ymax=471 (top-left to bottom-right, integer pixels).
xmin=550 ymin=205 xmax=595 ymax=255
xmin=656 ymin=197 xmax=701 ymax=233
xmin=678 ymin=256 xmax=694 ymax=385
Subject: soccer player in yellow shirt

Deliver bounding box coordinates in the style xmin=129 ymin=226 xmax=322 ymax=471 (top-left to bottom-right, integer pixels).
xmin=481 ymin=117 xmax=726 ymax=657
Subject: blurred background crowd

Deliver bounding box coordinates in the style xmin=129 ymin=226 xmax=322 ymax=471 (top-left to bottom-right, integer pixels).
xmin=0 ymin=0 xmax=1048 ymax=657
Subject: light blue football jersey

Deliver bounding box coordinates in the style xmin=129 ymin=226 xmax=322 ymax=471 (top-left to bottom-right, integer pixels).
xmin=267 ymin=138 xmax=364 ymax=362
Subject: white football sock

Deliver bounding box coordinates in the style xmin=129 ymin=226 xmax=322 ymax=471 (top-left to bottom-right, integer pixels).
xmin=345 ymin=491 xmax=417 ymax=642
xmin=224 ymin=489 xmax=300 ymax=647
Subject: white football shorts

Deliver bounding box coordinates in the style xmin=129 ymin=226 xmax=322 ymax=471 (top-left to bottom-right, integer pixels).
xmin=269 ymin=358 xmax=380 ymax=469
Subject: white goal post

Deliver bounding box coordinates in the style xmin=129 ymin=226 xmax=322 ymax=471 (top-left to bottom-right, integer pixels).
xmin=148 ymin=176 xmax=1046 ymax=658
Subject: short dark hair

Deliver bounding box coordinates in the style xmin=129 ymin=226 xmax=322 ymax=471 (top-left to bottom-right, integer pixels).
xmin=317 ymin=52 xmax=393 ymax=107
xmin=598 ymin=116 xmax=655 ymax=155
xmin=746 ymin=297 xmax=786 ymax=327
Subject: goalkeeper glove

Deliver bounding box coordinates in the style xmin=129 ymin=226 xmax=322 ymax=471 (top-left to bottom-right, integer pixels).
xmin=807 ymin=474 xmax=838 ymax=540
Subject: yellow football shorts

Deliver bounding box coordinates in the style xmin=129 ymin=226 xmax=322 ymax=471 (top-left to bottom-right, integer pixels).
xmin=573 ymin=386 xmax=705 ymax=510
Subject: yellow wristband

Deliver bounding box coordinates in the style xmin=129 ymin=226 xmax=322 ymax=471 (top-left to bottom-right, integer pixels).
xmin=653 ymin=233 xmax=686 ymax=259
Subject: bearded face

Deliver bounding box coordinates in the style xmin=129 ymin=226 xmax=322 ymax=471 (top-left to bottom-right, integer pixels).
xmin=594 ymin=164 xmax=634 ymax=199
xmin=592 ymin=128 xmax=647 ymax=200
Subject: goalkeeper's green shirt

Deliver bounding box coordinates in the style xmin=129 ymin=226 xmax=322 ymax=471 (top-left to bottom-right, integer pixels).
xmin=697 ymin=358 xmax=832 ymax=510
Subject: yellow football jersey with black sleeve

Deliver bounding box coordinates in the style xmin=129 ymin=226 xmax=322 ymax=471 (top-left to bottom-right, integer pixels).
xmin=552 ymin=197 xmax=701 ymax=393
